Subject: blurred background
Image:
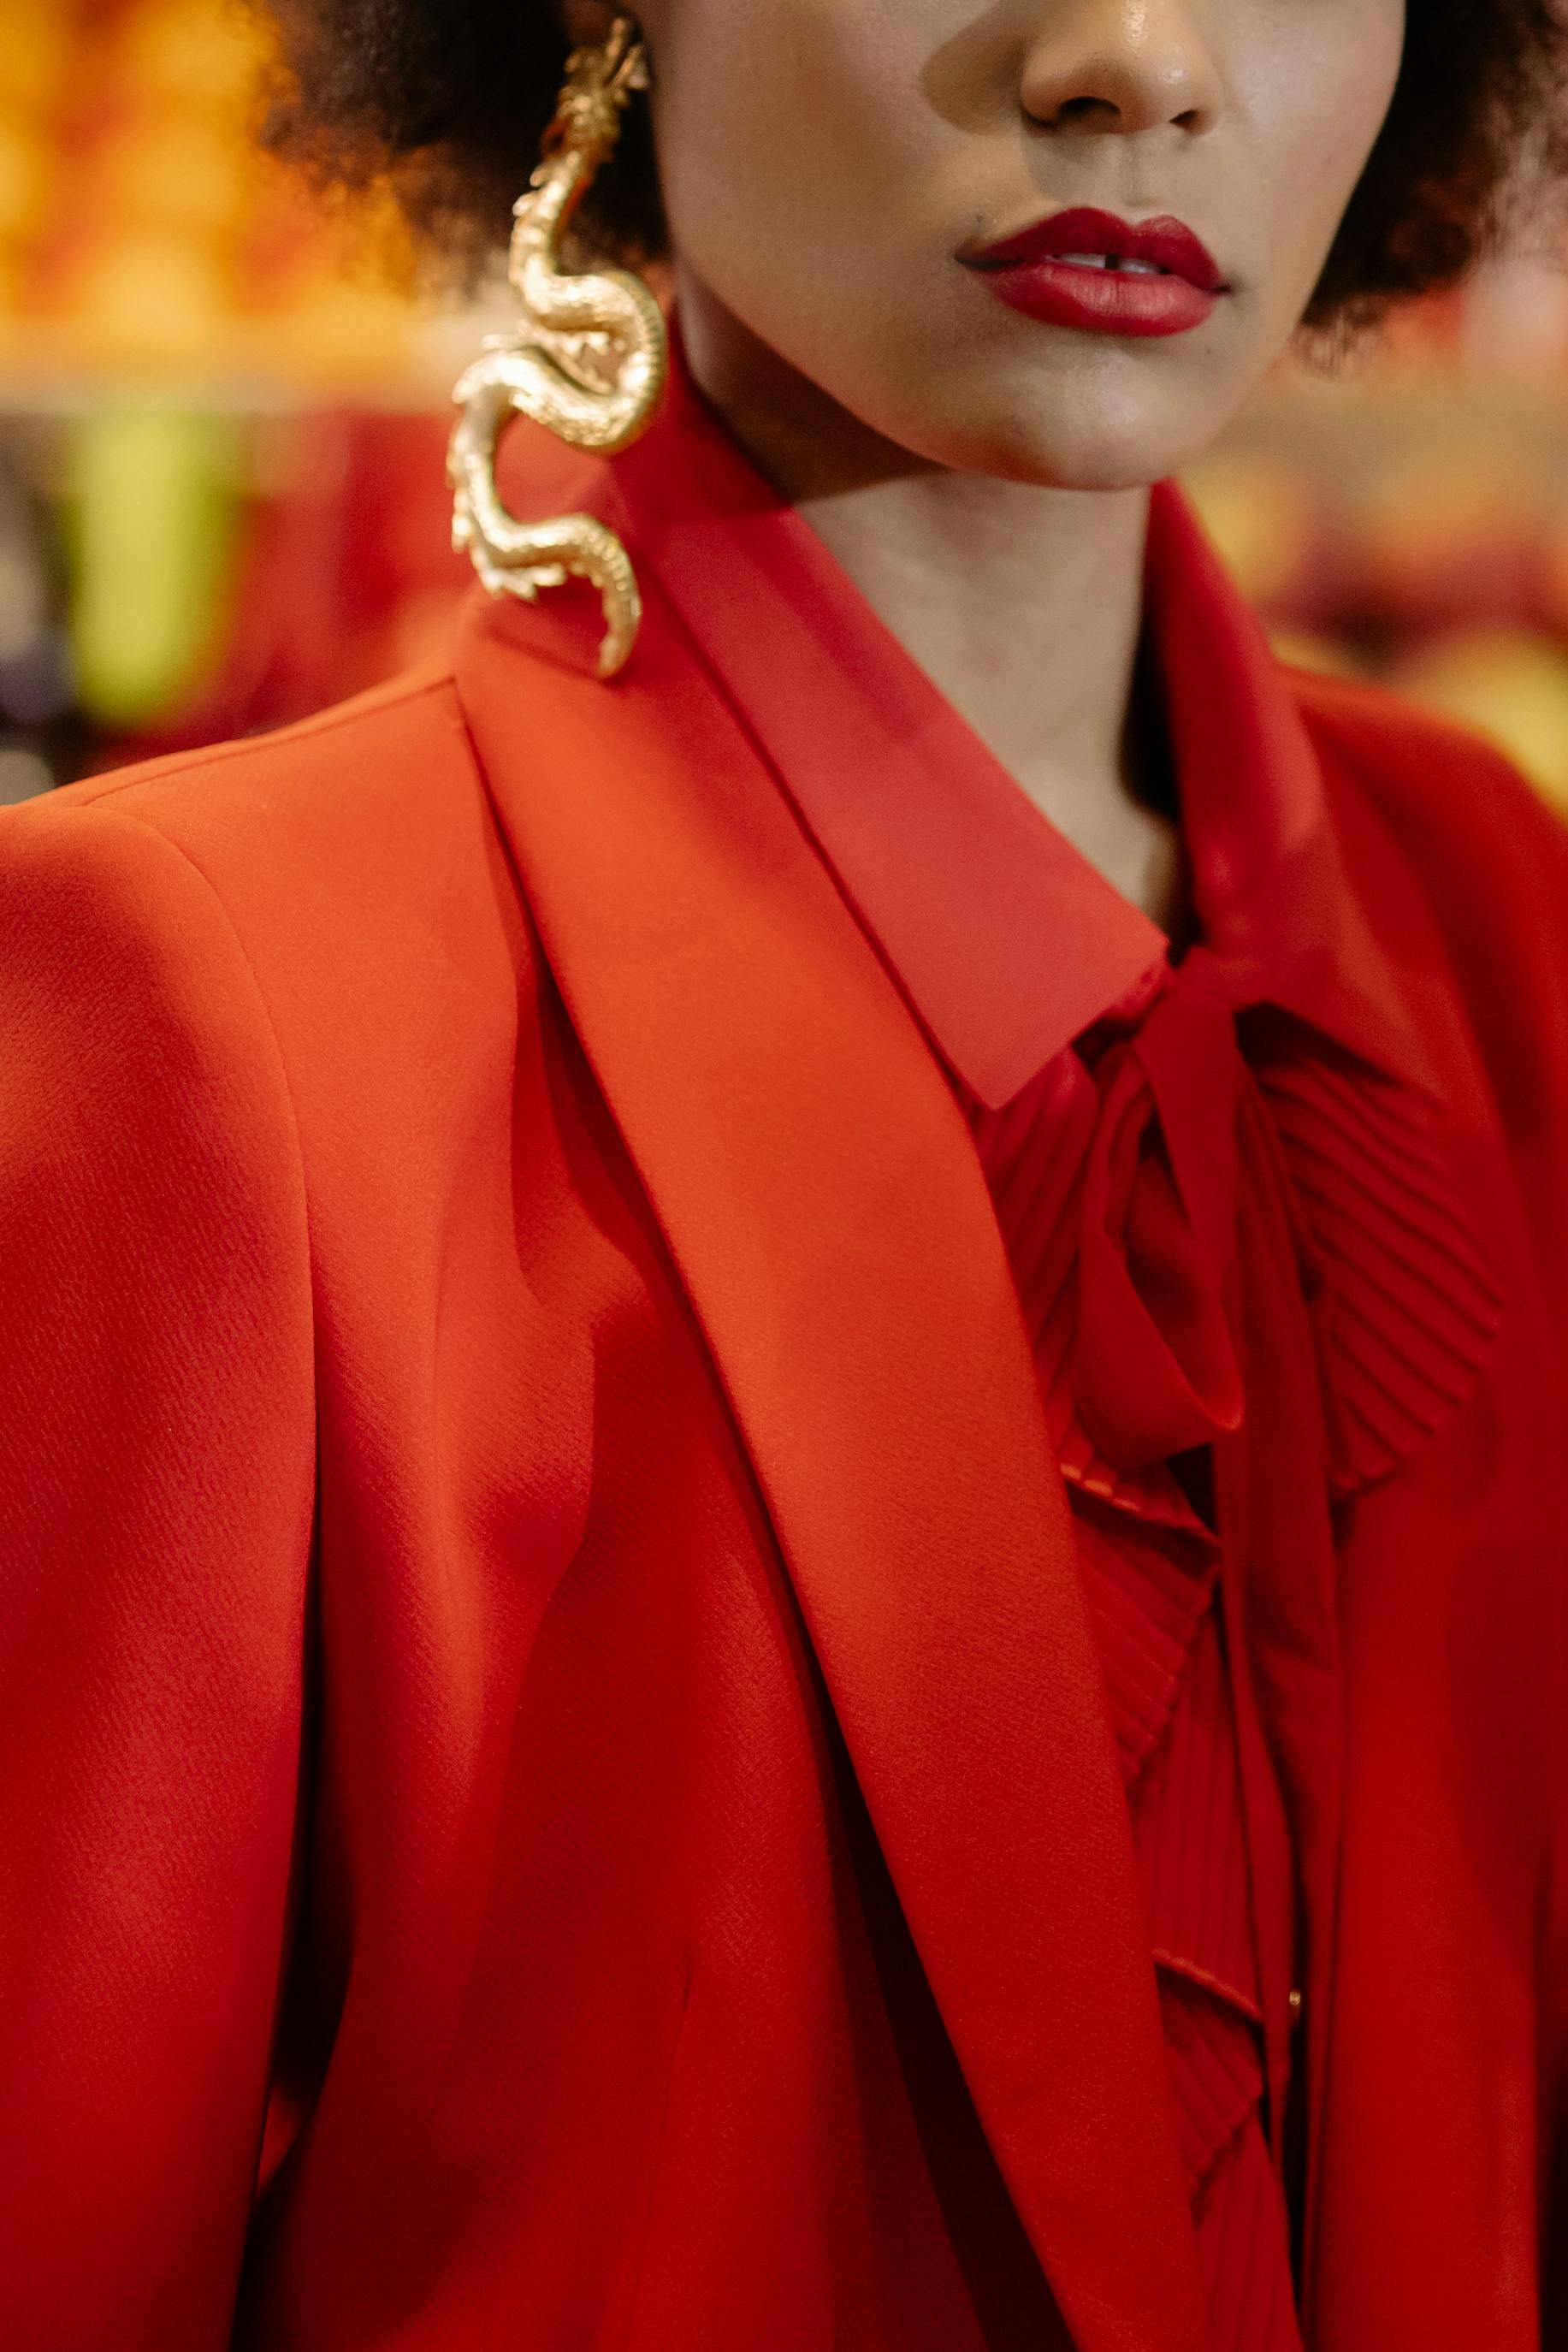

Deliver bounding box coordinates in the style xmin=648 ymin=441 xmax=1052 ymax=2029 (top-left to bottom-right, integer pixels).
xmin=5 ymin=0 xmax=1568 ymax=809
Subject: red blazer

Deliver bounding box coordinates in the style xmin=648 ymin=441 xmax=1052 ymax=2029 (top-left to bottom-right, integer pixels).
xmin=1 ymin=454 xmax=1565 ymax=2351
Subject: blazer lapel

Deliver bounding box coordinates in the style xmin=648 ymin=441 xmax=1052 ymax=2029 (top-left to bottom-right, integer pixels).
xmin=453 ymin=567 xmax=1205 ymax=2352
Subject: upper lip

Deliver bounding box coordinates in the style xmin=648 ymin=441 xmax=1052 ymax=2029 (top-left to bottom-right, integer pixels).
xmin=961 ymin=206 xmax=1225 ymax=293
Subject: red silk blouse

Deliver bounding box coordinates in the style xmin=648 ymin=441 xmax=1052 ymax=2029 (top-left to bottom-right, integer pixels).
xmin=603 ymin=338 xmax=1506 ymax=2348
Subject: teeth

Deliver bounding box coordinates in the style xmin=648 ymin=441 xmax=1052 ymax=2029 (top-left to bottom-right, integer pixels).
xmin=1055 ymin=252 xmax=1169 ymax=275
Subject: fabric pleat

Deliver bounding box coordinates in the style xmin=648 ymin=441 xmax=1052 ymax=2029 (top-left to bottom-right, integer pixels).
xmin=1246 ymin=1028 xmax=1506 ymax=1497
xmin=1070 ymin=1500 xmax=1216 ymax=1786
xmin=964 ymin=946 xmax=1505 ymax=2352
xmin=1197 ymin=2119 xmax=1307 ymax=2352
xmin=1134 ymin=1605 xmax=1258 ymax=2015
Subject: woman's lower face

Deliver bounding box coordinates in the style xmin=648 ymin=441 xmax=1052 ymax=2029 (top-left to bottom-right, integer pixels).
xmin=608 ymin=0 xmax=1406 ymax=489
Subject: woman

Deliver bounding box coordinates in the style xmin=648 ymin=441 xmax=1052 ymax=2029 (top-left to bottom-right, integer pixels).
xmin=2 ymin=3 xmax=1566 ymax=2345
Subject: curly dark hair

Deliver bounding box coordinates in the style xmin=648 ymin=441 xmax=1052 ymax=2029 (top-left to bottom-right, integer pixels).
xmin=251 ymin=0 xmax=1568 ymax=333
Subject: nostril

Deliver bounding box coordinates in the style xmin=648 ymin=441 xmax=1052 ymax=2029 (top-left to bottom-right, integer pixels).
xmin=1028 ymin=92 xmax=1124 ymax=129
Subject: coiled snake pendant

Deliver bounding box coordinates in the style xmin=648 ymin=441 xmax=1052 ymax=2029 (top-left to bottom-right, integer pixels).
xmin=448 ymin=21 xmax=666 ymax=678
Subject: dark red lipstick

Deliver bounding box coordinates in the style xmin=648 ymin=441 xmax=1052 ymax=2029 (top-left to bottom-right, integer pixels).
xmin=961 ymin=205 xmax=1226 ymax=338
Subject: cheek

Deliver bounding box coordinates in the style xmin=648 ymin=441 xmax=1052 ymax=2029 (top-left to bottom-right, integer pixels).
xmin=1243 ymin=1 xmax=1406 ymax=299
xmin=646 ymin=1 xmax=932 ymax=295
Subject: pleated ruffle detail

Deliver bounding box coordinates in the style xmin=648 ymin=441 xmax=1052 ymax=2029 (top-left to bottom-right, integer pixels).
xmin=965 ymin=1039 xmax=1222 ymax=1537
xmin=1246 ymin=1026 xmax=1506 ymax=1499
xmin=964 ymin=956 xmax=1504 ymax=2352
xmin=969 ymin=981 xmax=1505 ymax=1535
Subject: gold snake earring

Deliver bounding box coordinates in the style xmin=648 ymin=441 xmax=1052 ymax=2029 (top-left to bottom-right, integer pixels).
xmin=448 ymin=15 xmax=667 ymax=679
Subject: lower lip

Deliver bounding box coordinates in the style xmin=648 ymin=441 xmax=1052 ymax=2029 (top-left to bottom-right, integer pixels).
xmin=972 ymin=259 xmax=1220 ymax=339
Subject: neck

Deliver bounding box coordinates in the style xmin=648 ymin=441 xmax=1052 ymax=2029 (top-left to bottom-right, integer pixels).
xmin=675 ymin=280 xmax=1189 ymax=933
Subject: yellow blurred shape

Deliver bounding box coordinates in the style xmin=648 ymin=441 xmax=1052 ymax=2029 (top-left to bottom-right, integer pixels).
xmin=1359 ymin=447 xmax=1532 ymax=588
xmin=69 ymin=401 xmax=242 ymax=726
xmin=0 ymin=7 xmax=75 ymax=117
xmin=121 ymin=0 xmax=265 ymax=110
xmin=1266 ymin=625 xmax=1368 ymax=681
xmin=71 ymin=234 xmax=230 ymax=369
xmin=0 ymin=117 xmax=48 ymax=242
xmin=277 ymin=267 xmax=418 ymax=391
xmin=1391 ymin=627 xmax=1568 ymax=815
xmin=95 ymin=113 xmax=251 ymax=237
xmin=1180 ymin=450 xmax=1317 ymax=605
xmin=0 ymin=246 xmax=20 ymax=325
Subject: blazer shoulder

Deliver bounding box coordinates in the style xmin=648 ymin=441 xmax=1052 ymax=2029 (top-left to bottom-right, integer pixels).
xmin=1286 ymin=661 xmax=1568 ymax=949
xmin=15 ymin=663 xmax=530 ymax=1041
xmin=0 ymin=785 xmax=311 ymax=1294
xmin=1284 ymin=661 xmax=1567 ymax=886
xmin=1285 ymin=661 xmax=1568 ymax=1126
xmin=45 ymin=660 xmax=482 ymax=863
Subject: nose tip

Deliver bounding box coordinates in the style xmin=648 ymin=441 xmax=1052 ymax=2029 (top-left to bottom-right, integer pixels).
xmin=1020 ymin=0 xmax=1223 ymax=139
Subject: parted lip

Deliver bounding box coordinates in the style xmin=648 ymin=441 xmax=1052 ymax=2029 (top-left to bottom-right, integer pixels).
xmin=960 ymin=205 xmax=1225 ymax=294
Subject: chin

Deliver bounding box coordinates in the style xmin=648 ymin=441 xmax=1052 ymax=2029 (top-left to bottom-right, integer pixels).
xmin=859 ymin=335 xmax=1236 ymax=493
xmin=933 ymin=386 xmax=1221 ymax=495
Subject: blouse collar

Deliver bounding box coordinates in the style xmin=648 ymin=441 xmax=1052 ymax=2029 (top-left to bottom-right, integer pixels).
xmin=571 ymin=317 xmax=1443 ymax=1113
